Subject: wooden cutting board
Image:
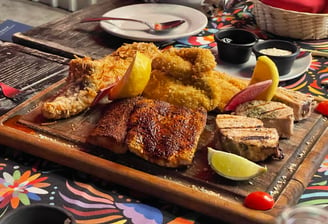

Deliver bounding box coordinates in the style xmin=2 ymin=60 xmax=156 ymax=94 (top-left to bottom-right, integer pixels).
xmin=0 ymin=42 xmax=327 ymax=224
xmin=1 ymin=80 xmax=327 ymax=224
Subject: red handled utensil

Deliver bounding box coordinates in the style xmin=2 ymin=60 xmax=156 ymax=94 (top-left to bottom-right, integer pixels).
xmin=81 ymin=17 xmax=185 ymax=32
xmin=0 ymin=82 xmax=22 ymax=99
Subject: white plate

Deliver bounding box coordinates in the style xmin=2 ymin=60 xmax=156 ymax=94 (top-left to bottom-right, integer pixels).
xmin=100 ymin=3 xmax=208 ymax=42
xmin=215 ymin=53 xmax=312 ymax=82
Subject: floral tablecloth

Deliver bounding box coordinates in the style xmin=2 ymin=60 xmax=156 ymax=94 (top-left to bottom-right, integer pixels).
xmin=1 ymin=1 xmax=328 ymax=223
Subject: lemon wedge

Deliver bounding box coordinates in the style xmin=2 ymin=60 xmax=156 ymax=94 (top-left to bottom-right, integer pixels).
xmin=249 ymin=56 xmax=279 ymax=101
xmin=109 ymin=51 xmax=152 ymax=99
xmin=207 ymin=147 xmax=267 ymax=181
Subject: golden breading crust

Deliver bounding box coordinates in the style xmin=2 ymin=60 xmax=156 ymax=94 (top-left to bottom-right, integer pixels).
xmin=144 ymin=47 xmax=248 ymax=112
xmin=213 ymin=71 xmax=248 ymax=111
xmin=143 ymin=69 xmax=222 ymax=111
xmin=152 ymin=47 xmax=216 ymax=76
xmin=41 ymin=42 xmax=160 ymax=120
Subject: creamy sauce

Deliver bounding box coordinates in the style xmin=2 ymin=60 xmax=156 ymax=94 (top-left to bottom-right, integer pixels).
xmin=259 ymin=48 xmax=292 ymax=56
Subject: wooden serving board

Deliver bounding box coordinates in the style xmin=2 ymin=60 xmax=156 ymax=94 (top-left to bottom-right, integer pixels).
xmin=1 ymin=80 xmax=328 ymax=223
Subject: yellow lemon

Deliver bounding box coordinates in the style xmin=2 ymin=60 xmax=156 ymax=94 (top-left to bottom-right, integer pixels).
xmin=109 ymin=51 xmax=152 ymax=99
xmin=249 ymin=56 xmax=279 ymax=101
xmin=207 ymin=147 xmax=267 ymax=181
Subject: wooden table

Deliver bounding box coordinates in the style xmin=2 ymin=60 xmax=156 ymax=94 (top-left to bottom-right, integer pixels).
xmin=13 ymin=0 xmax=141 ymax=59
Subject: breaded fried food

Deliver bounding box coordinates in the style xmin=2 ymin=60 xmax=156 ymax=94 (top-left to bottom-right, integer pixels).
xmin=110 ymin=42 xmax=161 ymax=60
xmin=214 ymin=71 xmax=248 ymax=111
xmin=144 ymin=47 xmax=247 ymax=111
xmin=152 ymin=50 xmax=193 ymax=81
xmin=144 ymin=47 xmax=222 ymax=111
xmin=173 ymin=47 xmax=216 ymax=73
xmin=41 ymin=42 xmax=160 ymax=119
xmin=143 ymin=69 xmax=222 ymax=111
xmin=152 ymin=47 xmax=216 ymax=76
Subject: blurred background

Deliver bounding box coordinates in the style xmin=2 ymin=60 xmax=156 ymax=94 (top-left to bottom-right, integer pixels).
xmin=0 ymin=0 xmax=106 ymax=26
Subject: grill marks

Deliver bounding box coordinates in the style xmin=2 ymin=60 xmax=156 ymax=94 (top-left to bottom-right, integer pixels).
xmin=235 ymin=100 xmax=295 ymax=138
xmin=215 ymin=115 xmax=281 ymax=162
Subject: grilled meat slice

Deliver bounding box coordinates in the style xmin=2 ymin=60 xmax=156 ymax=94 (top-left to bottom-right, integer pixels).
xmin=235 ymin=100 xmax=294 ymax=138
xmin=214 ymin=114 xmax=281 ymax=161
xmin=215 ymin=114 xmax=263 ymax=129
xmin=214 ymin=114 xmax=263 ymax=150
xmin=218 ymin=127 xmax=280 ymax=162
xmin=126 ymin=98 xmax=207 ymax=167
xmin=273 ymin=87 xmax=314 ymax=121
xmin=87 ymin=97 xmax=139 ymax=154
xmin=87 ymin=97 xmax=207 ymax=167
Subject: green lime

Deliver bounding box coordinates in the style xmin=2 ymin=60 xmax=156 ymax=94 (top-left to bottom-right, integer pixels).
xmin=208 ymin=147 xmax=267 ymax=181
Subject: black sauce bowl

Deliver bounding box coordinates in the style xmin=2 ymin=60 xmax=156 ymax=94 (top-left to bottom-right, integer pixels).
xmin=214 ymin=28 xmax=258 ymax=64
xmin=252 ymin=40 xmax=300 ymax=75
xmin=0 ymin=204 xmax=76 ymax=224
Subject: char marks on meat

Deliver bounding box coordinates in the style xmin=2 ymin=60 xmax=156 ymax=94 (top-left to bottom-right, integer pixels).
xmin=215 ymin=114 xmax=263 ymax=129
xmin=87 ymin=97 xmax=140 ymax=154
xmin=87 ymin=97 xmax=207 ymax=167
xmin=234 ymin=100 xmax=294 ymax=138
xmin=215 ymin=114 xmax=281 ymax=162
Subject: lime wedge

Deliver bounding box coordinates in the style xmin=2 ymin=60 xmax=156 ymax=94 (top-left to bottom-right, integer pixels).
xmin=207 ymin=147 xmax=267 ymax=181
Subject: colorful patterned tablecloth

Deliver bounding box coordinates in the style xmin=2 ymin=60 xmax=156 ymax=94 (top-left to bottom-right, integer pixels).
xmin=0 ymin=1 xmax=328 ymax=223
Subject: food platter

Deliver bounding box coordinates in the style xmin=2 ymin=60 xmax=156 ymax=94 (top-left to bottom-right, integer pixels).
xmin=0 ymin=77 xmax=327 ymax=224
xmin=215 ymin=53 xmax=312 ymax=82
xmin=100 ymin=4 xmax=208 ymax=41
xmin=0 ymin=42 xmax=327 ymax=224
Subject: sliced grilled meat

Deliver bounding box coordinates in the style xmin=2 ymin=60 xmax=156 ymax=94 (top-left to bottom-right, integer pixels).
xmin=218 ymin=127 xmax=280 ymax=162
xmin=273 ymin=87 xmax=314 ymax=121
xmin=87 ymin=97 xmax=140 ymax=154
xmin=215 ymin=114 xmax=281 ymax=162
xmin=235 ymin=100 xmax=294 ymax=138
xmin=126 ymin=98 xmax=207 ymax=167
xmin=87 ymin=97 xmax=207 ymax=167
xmin=216 ymin=114 xmax=263 ymax=129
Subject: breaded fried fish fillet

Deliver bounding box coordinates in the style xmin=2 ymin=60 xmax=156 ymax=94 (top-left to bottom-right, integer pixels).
xmin=214 ymin=71 xmax=248 ymax=111
xmin=41 ymin=42 xmax=160 ymax=120
xmin=144 ymin=47 xmax=247 ymax=112
xmin=143 ymin=69 xmax=223 ymax=111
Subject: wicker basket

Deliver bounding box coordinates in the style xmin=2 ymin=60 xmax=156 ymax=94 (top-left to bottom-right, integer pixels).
xmin=253 ymin=0 xmax=328 ymax=40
